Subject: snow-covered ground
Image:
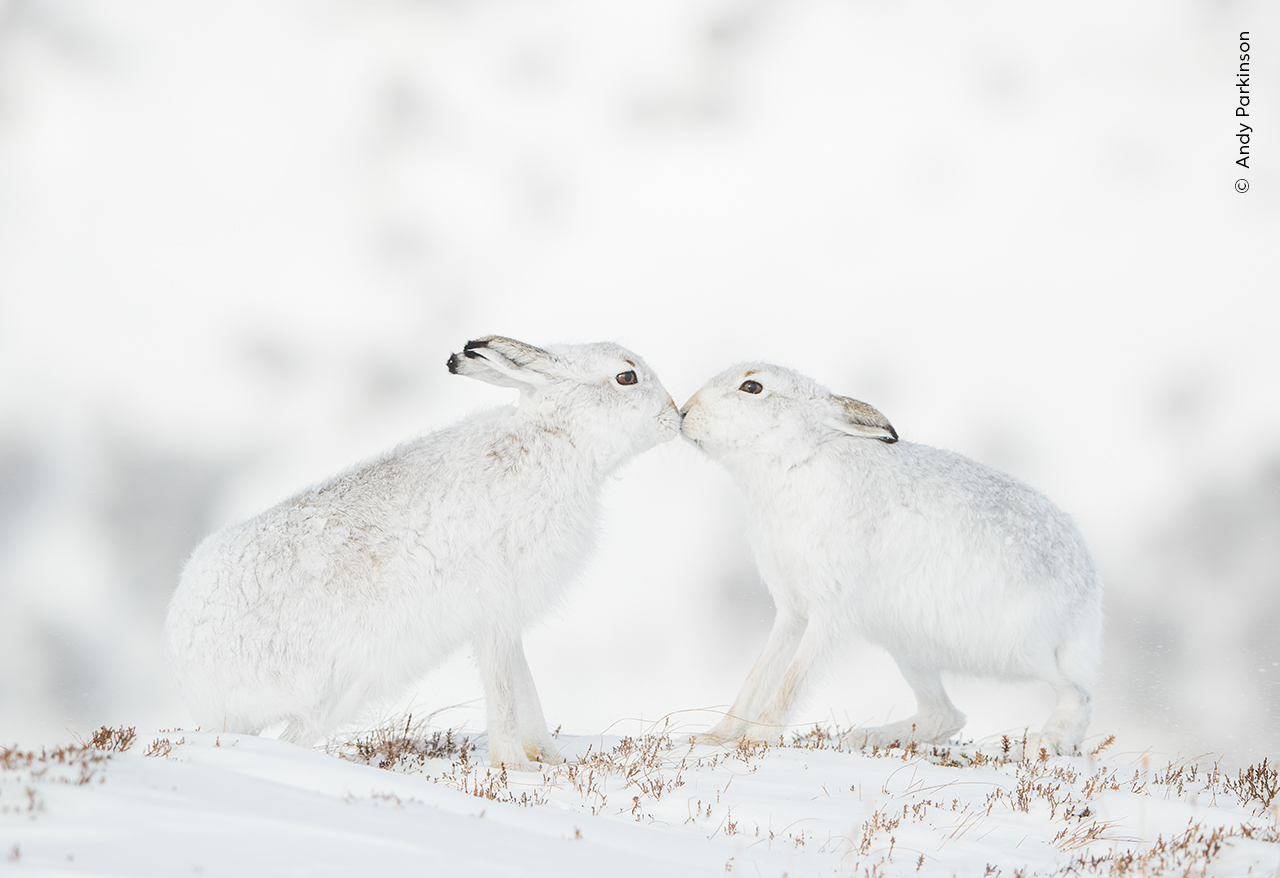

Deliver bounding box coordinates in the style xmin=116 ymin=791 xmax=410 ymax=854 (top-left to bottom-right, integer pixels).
xmin=3 ymin=722 xmax=1278 ymax=876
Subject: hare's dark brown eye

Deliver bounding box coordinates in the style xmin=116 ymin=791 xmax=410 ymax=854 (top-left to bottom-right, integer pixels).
xmin=739 ymin=380 xmax=763 ymax=394
xmin=616 ymin=370 xmax=638 ymax=386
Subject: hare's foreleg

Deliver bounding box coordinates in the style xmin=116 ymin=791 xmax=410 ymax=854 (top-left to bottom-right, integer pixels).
xmin=844 ymin=657 xmax=965 ymax=750
xmin=509 ymin=638 xmax=562 ymax=764
xmin=476 ymin=631 xmax=556 ymax=770
xmin=735 ymin=615 xmax=832 ymax=743
xmin=696 ymin=605 xmax=807 ymax=744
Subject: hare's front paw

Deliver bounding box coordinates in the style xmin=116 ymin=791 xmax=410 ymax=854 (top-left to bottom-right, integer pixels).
xmin=523 ymin=740 xmax=564 ymax=766
xmin=843 ymin=722 xmax=918 ymax=751
xmin=843 ymin=716 xmax=961 ymax=751
xmin=688 ymin=716 xmax=754 ymax=748
xmin=493 ymin=759 xmax=542 ymax=772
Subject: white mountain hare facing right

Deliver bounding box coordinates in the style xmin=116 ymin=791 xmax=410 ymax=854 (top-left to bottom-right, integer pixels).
xmin=681 ymin=363 xmax=1103 ymax=756
xmin=165 ymin=336 xmax=680 ymax=769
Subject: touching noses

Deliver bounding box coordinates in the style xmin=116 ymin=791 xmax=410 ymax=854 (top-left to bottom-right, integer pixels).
xmin=679 ymin=391 xmax=699 ymax=419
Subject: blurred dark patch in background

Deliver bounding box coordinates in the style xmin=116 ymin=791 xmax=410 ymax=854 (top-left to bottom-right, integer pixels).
xmin=1109 ymin=459 xmax=1280 ymax=757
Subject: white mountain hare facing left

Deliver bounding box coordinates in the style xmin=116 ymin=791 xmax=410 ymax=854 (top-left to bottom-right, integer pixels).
xmin=164 ymin=336 xmax=680 ymax=769
xmin=681 ymin=363 xmax=1103 ymax=756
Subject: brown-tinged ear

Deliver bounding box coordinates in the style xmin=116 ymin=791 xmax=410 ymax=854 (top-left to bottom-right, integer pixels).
xmin=446 ymin=336 xmax=556 ymax=390
xmin=824 ymin=395 xmax=898 ymax=443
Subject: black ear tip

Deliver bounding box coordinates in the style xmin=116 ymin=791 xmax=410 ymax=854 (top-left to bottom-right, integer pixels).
xmin=463 ymin=338 xmax=489 ymax=353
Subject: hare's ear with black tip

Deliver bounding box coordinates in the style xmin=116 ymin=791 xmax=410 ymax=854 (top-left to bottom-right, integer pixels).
xmin=823 ymin=395 xmax=898 ymax=443
xmin=447 ymin=336 xmax=556 ymax=391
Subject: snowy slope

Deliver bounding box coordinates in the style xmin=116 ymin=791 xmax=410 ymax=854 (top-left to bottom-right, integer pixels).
xmin=3 ymin=724 xmax=1278 ymax=877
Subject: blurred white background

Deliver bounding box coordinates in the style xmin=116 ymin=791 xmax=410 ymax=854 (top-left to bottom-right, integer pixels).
xmin=0 ymin=0 xmax=1276 ymax=765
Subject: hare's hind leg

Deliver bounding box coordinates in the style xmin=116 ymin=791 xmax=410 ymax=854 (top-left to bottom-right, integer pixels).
xmin=696 ymin=605 xmax=807 ymax=745
xmin=1034 ymin=636 xmax=1097 ymax=755
xmin=1033 ymin=679 xmax=1092 ymax=756
xmin=1028 ymin=616 xmax=1099 ymax=756
xmin=844 ymin=658 xmax=965 ymax=750
xmin=279 ymin=719 xmax=322 ymax=748
xmin=277 ymin=683 xmax=369 ymax=749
